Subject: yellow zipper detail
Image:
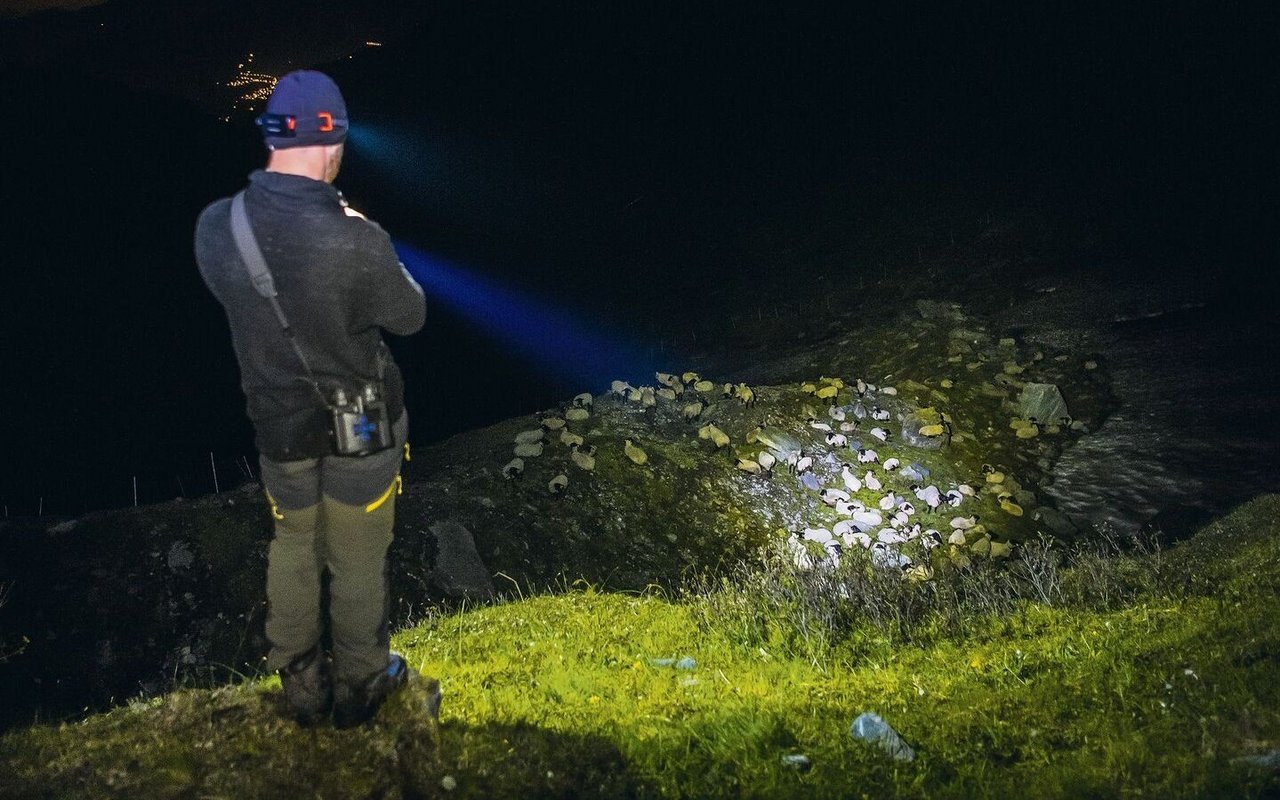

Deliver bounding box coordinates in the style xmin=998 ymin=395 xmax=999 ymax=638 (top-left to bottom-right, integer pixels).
xmin=365 ymin=474 xmax=402 ymax=513
xmin=264 ymin=489 xmax=285 ymax=521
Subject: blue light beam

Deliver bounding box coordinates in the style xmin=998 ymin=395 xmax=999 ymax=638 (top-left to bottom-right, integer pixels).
xmin=346 ymin=120 xmax=509 ymax=216
xmin=350 ymin=120 xmax=657 ymax=389
xmin=393 ymin=240 xmax=652 ymax=390
xmin=346 ymin=121 xmax=444 ymax=194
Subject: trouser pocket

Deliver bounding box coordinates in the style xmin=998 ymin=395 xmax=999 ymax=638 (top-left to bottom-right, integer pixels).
xmin=322 ymin=412 xmax=409 ymax=507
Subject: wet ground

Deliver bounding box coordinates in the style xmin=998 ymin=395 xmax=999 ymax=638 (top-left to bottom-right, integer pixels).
xmin=995 ymin=268 xmax=1280 ymax=534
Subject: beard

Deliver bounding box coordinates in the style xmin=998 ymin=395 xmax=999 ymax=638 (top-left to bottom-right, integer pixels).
xmin=324 ymin=145 xmax=344 ymax=183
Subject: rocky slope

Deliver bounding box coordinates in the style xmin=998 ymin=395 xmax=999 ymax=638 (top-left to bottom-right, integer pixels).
xmin=0 ymin=297 xmax=1112 ymax=729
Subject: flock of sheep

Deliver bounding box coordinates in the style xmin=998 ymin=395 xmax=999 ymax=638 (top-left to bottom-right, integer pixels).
xmin=500 ymin=371 xmax=1022 ymax=581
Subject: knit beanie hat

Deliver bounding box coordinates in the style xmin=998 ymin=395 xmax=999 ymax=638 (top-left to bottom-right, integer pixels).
xmin=257 ymin=70 xmax=348 ymax=149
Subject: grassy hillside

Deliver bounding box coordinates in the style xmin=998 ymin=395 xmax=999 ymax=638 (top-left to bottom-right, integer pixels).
xmin=0 ymin=299 xmax=1111 ymax=728
xmin=3 ymin=495 xmax=1278 ymax=799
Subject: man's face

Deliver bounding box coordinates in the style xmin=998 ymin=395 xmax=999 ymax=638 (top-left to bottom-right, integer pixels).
xmin=324 ymin=143 xmax=344 ymax=183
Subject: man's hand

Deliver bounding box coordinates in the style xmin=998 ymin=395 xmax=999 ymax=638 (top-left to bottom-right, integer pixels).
xmin=338 ymin=192 xmax=370 ymax=221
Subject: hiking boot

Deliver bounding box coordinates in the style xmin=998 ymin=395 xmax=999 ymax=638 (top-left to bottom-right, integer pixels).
xmin=333 ymin=652 xmax=411 ymax=729
xmin=279 ymin=645 xmax=333 ymax=726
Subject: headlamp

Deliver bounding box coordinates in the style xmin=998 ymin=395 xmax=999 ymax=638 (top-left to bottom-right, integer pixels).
xmin=256 ymin=113 xmax=297 ymax=137
xmin=255 ymin=112 xmax=349 ymax=137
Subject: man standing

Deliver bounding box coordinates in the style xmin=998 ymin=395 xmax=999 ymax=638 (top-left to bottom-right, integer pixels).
xmin=195 ymin=71 xmax=430 ymax=727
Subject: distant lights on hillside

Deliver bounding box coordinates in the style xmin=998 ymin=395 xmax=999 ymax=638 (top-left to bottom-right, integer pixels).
xmin=216 ymin=45 xmax=379 ymax=122
xmin=222 ymin=52 xmax=277 ymax=120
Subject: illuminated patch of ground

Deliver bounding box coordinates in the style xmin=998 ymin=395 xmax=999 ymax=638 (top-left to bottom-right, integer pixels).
xmin=3 ymin=496 xmax=1277 ymax=798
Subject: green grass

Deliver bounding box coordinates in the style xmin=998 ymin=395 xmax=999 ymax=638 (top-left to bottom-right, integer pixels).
xmin=3 ymin=497 xmax=1279 ymax=799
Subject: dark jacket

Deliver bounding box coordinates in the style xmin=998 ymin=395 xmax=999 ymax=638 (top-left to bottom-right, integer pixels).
xmin=195 ymin=170 xmax=425 ymax=460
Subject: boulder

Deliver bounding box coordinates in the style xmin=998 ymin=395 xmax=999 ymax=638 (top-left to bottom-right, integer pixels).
xmin=428 ymin=520 xmax=495 ymax=600
xmin=754 ymin=427 xmax=802 ymax=460
xmin=899 ymin=407 xmax=946 ymax=450
xmin=167 ymin=540 xmax=195 ymax=571
xmin=1032 ymin=506 xmax=1078 ymax=537
xmin=1017 ymin=383 xmax=1069 ymax=425
xmin=1014 ymin=489 xmax=1037 ymax=509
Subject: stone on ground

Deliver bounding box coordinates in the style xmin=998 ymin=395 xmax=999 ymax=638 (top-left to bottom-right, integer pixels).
xmin=429 ymin=520 xmax=496 ymax=600
xmin=1017 ymin=382 xmax=1069 ymax=425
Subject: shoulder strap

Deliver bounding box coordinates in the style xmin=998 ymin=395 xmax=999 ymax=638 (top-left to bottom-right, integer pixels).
xmin=231 ymin=192 xmax=291 ymax=331
xmin=229 ymin=191 xmax=329 ymax=404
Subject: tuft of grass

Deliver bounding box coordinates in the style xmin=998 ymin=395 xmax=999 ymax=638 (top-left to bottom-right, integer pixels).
xmin=3 ymin=497 xmax=1279 ymax=798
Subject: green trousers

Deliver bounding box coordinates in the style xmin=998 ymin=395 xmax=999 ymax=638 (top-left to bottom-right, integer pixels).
xmin=259 ymin=413 xmax=409 ymax=688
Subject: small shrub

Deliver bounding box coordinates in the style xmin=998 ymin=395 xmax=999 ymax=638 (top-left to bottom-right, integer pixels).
xmin=692 ymin=526 xmax=1172 ymax=656
xmin=1008 ymin=534 xmax=1063 ymax=605
xmin=1060 ymin=524 xmax=1165 ymax=608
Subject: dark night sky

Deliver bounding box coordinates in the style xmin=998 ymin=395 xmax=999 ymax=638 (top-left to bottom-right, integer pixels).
xmin=0 ymin=1 xmax=1276 ymax=515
